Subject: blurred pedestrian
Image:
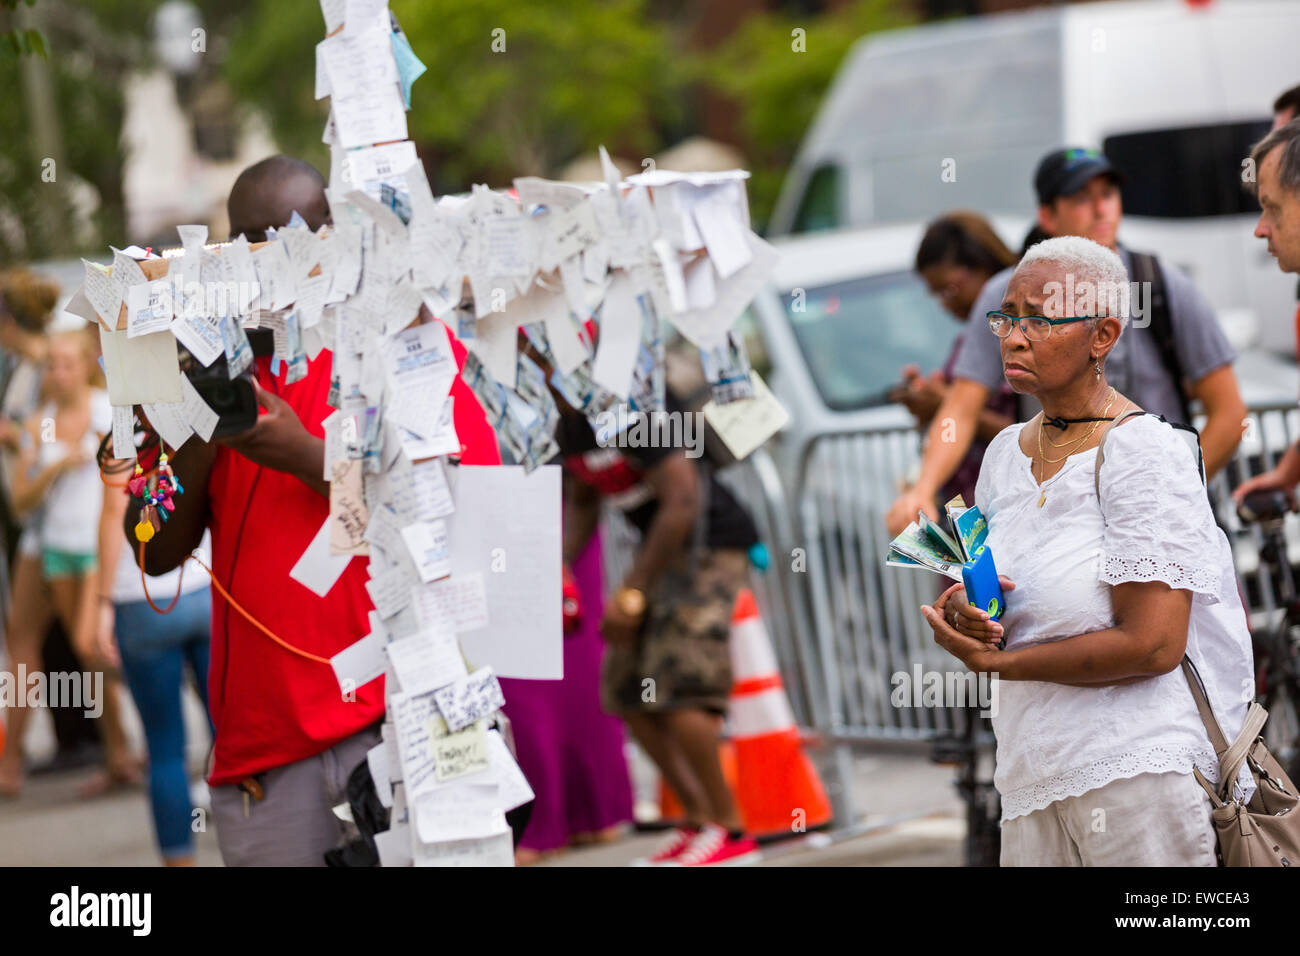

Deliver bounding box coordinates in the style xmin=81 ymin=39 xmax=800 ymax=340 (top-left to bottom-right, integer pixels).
xmin=0 ymin=329 xmax=138 ymax=795
xmin=892 ymin=212 xmax=1017 ymax=508
xmin=92 ymin=431 xmax=213 ymax=866
xmin=1272 ymin=84 xmax=1300 ymax=130
xmin=499 ymin=527 xmax=634 ymax=864
xmin=545 ymin=371 xmax=761 ymax=866
xmin=886 ymin=147 xmax=1246 ymax=536
xmin=1232 ymin=120 xmax=1300 ymax=501
xmin=0 ymin=269 xmax=110 ymax=776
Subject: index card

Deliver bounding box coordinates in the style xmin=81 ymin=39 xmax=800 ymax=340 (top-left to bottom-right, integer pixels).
xmin=111 ymin=405 xmax=134 ymax=460
xmin=390 ymin=690 xmax=439 ymax=797
xmin=82 ymin=260 xmax=122 ymax=329
xmin=411 ymin=829 xmax=513 ymax=867
xmin=330 ymin=631 xmax=385 ymax=694
xmin=431 ymin=667 xmax=506 ymax=732
xmin=290 ymin=516 xmax=354 ymax=596
xmin=99 ymin=327 xmax=182 ymax=405
xmin=178 ymin=375 xmax=218 ymax=442
xmin=411 ymin=571 xmax=489 ymax=635
xmin=413 ymin=783 xmax=506 ymax=844
xmin=385 ymin=627 xmax=466 ymax=697
xmin=702 ymin=370 xmax=790 ymax=461
xmin=400 ymin=519 xmax=451 ymax=584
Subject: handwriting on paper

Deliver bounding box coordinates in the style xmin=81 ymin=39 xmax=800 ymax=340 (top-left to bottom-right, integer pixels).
xmin=432 ymin=667 xmax=505 ymax=732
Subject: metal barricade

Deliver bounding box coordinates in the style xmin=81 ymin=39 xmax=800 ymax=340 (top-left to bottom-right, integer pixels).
xmin=595 ymin=400 xmax=1300 ymax=832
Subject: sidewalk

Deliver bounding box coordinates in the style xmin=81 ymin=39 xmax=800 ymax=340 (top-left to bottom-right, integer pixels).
xmin=0 ymin=745 xmax=967 ymax=867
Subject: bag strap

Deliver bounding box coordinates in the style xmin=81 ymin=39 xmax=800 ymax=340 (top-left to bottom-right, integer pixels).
xmin=1129 ymin=251 xmax=1191 ymax=423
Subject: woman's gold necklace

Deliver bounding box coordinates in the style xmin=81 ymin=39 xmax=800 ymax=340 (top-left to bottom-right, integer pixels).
xmin=1034 ymin=388 xmax=1118 ymax=507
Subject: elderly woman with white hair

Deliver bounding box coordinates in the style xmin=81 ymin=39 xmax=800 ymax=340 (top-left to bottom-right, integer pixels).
xmin=921 ymin=236 xmax=1255 ymax=866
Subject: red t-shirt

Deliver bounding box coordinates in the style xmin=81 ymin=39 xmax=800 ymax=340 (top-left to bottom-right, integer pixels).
xmin=205 ymin=321 xmax=500 ymax=785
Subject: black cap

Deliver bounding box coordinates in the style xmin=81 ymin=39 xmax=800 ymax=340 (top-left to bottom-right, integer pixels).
xmin=1034 ymin=148 xmax=1124 ymax=205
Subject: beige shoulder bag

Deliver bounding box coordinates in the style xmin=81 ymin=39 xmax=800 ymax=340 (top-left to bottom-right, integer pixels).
xmin=1095 ymin=408 xmax=1300 ymax=866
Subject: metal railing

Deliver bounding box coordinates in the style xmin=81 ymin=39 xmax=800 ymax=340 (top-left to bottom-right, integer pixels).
xmin=597 ymin=400 xmax=1300 ymax=829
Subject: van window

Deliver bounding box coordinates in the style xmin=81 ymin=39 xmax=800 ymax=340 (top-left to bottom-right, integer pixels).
xmin=1103 ymin=120 xmax=1271 ymax=218
xmin=782 ymin=270 xmax=960 ymax=411
xmin=791 ymin=165 xmax=841 ymax=234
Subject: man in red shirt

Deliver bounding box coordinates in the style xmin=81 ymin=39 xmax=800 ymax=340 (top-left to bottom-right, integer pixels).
xmin=128 ymin=156 xmax=500 ymax=865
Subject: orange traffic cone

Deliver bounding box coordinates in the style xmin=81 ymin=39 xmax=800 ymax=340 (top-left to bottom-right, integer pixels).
xmin=658 ymin=739 xmax=738 ymax=824
xmin=728 ymin=589 xmax=832 ymax=837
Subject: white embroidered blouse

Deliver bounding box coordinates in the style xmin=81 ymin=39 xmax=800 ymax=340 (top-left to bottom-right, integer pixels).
xmin=974 ymin=414 xmax=1256 ymax=821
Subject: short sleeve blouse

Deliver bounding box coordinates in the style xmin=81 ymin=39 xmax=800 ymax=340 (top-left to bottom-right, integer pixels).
xmin=973 ymin=415 xmax=1255 ymax=820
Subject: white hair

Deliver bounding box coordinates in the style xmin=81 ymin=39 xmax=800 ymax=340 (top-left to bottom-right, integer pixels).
xmin=1016 ymin=235 xmax=1130 ymax=329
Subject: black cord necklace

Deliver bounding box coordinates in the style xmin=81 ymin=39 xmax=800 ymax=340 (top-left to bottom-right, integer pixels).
xmin=1043 ymin=414 xmax=1117 ymax=431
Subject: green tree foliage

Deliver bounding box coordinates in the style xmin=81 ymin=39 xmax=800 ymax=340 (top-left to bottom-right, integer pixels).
xmin=701 ymin=0 xmax=912 ymax=230
xmin=222 ymin=0 xmax=684 ymax=194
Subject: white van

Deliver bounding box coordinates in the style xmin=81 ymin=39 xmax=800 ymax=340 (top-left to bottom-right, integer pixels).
xmin=768 ymin=0 xmax=1300 ymax=353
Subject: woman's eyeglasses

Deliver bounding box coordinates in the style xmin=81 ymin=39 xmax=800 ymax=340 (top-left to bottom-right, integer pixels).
xmin=986 ymin=311 xmax=1107 ymax=341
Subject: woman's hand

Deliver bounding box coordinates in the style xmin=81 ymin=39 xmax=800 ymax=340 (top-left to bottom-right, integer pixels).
xmin=921 ymin=578 xmax=1016 ymax=673
xmin=599 ymin=602 xmax=642 ymax=646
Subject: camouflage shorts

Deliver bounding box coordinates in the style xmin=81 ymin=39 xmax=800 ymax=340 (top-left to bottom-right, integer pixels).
xmin=601 ymin=547 xmax=749 ymax=716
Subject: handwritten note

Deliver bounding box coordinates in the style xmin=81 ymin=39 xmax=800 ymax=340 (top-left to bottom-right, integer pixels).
xmin=432 ymin=721 xmax=490 ymax=782
xmin=329 ymin=458 xmax=370 ymax=556
xmin=432 ymin=667 xmax=505 ymax=732
xmin=111 ymin=405 xmax=134 ymax=460
xmin=389 ymin=690 xmax=439 ymax=797
xmin=400 ymin=519 xmax=451 ymax=583
xmin=384 ymin=627 xmax=466 ymax=696
xmin=411 ymin=571 xmax=489 ymax=634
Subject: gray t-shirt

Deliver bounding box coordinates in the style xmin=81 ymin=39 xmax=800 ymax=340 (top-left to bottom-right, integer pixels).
xmin=952 ymin=246 xmax=1235 ymax=422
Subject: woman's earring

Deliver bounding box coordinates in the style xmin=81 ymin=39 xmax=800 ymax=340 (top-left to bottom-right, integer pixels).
xmin=1095 ymin=360 xmax=1102 ymax=382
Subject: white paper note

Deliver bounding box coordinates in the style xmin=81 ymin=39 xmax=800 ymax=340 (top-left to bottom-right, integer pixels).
xmin=431 ymin=667 xmax=506 ymax=732
xmin=590 ymin=271 xmax=642 ymax=399
xmin=330 ymin=632 xmax=385 ymax=694
xmin=443 ymin=466 xmax=562 ymax=679
xmin=179 ymin=375 xmax=218 ymax=442
xmin=290 ymin=517 xmax=355 ymax=596
xmin=99 ymin=327 xmax=182 ymax=405
xmin=111 ymin=405 xmax=134 ymax=460
xmin=411 ymin=572 xmax=489 ymax=635
xmin=141 ymin=397 xmax=194 ymax=451
xmin=384 ymin=627 xmax=467 ymax=697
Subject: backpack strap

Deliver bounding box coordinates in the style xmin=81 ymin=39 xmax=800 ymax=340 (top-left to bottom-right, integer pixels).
xmin=1128 ymin=251 xmax=1191 ymax=422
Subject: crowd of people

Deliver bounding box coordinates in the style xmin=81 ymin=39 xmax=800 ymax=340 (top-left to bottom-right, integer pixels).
xmin=6 ymin=76 xmax=1300 ymax=867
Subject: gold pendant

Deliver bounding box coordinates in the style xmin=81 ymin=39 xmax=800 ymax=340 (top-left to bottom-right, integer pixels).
xmin=1037 ymin=491 xmax=1046 ymax=508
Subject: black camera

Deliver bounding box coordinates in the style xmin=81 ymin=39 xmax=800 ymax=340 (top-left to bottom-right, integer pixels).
xmin=177 ymin=347 xmax=259 ymax=439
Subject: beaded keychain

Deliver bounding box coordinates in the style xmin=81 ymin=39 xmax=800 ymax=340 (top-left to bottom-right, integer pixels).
xmin=129 ymin=451 xmax=184 ymax=542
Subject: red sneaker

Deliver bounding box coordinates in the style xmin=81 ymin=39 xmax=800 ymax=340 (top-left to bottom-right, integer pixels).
xmin=632 ymin=826 xmax=700 ymax=866
xmin=677 ymin=823 xmax=762 ymax=867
